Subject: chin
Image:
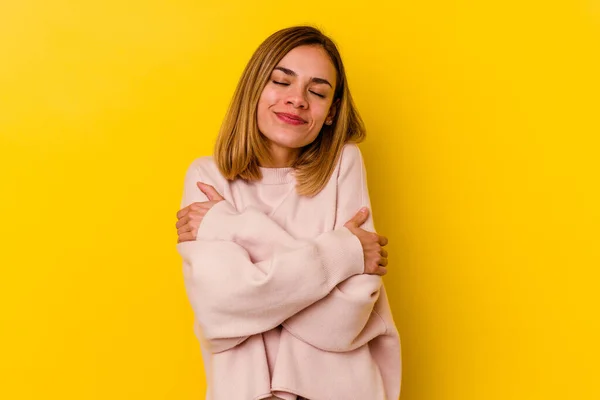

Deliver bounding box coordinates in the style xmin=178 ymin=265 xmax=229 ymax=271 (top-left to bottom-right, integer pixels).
xmin=271 ymin=140 xmax=305 ymax=150
xmin=268 ymin=132 xmax=314 ymax=149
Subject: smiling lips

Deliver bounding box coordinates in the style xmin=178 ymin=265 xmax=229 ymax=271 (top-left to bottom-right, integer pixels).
xmin=275 ymin=112 xmax=307 ymax=125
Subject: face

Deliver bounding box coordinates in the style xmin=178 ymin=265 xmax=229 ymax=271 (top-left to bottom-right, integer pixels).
xmin=256 ymin=45 xmax=338 ymax=165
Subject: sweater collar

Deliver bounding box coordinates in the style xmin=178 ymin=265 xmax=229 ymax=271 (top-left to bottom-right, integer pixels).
xmin=258 ymin=166 xmax=296 ymax=185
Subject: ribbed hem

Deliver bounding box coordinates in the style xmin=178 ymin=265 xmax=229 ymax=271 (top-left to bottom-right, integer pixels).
xmin=314 ymin=227 xmax=365 ymax=288
xmin=259 ymin=166 xmax=296 ymax=184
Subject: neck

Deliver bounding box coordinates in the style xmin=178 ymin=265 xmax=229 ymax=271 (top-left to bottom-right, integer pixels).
xmin=262 ymin=143 xmax=300 ymax=168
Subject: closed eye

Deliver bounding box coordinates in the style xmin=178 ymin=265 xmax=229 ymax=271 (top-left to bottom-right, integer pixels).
xmin=273 ymin=80 xmax=325 ymax=98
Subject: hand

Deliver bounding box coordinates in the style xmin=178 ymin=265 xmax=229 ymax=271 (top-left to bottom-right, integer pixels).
xmin=343 ymin=208 xmax=389 ymax=276
xmin=176 ymin=182 xmax=224 ymax=243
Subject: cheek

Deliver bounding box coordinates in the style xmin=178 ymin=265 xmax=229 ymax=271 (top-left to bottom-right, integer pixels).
xmin=259 ymin=87 xmax=279 ymax=108
xmin=257 ymin=90 xmax=277 ymax=121
xmin=257 ymin=92 xmax=274 ymax=130
xmin=311 ymin=103 xmax=331 ymax=123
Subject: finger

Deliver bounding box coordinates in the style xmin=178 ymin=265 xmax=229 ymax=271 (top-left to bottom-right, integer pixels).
xmin=176 ymin=204 xmax=216 ymax=229
xmin=175 ymin=215 xmax=190 ymax=229
xmin=176 ymin=203 xmax=202 ymax=219
xmin=197 ymin=182 xmax=225 ymax=201
xmin=378 ymin=267 xmax=388 ymax=276
xmin=176 ymin=206 xmax=191 ymax=219
xmin=378 ymin=235 xmax=388 ymax=246
xmin=177 ymin=232 xmax=196 ymax=243
xmin=345 ymin=207 xmax=369 ymax=228
xmin=379 ymin=258 xmax=388 ymax=267
xmin=380 ymin=249 xmax=388 ymax=258
xmin=177 ymin=224 xmax=193 ymax=235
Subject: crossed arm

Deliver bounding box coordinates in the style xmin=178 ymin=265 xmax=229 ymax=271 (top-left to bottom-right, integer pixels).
xmin=176 ymin=144 xmax=392 ymax=353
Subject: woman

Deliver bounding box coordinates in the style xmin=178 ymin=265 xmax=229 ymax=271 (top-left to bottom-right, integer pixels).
xmin=176 ymin=26 xmax=401 ymax=400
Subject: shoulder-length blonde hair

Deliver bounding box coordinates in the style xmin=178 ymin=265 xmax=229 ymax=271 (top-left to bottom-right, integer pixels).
xmin=214 ymin=25 xmax=366 ymax=197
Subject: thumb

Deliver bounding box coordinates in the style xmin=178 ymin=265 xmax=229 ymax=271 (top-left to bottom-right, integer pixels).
xmin=197 ymin=182 xmax=224 ymax=201
xmin=345 ymin=207 xmax=369 ymax=228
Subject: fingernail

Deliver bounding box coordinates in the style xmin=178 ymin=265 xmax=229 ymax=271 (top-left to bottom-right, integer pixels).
xmin=360 ymin=207 xmax=368 ymax=213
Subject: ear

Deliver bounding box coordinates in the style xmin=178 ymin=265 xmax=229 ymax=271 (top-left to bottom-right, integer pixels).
xmin=325 ymin=98 xmax=339 ymax=125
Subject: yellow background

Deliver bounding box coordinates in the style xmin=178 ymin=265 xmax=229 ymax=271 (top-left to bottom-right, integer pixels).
xmin=1 ymin=1 xmax=598 ymax=399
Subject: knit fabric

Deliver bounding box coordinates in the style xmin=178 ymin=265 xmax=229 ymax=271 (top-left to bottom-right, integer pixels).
xmin=176 ymin=143 xmax=402 ymax=400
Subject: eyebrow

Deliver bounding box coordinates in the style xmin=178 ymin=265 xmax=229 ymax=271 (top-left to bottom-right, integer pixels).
xmin=274 ymin=66 xmax=333 ymax=88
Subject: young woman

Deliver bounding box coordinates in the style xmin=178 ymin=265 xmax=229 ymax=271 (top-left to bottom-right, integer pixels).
xmin=176 ymin=26 xmax=401 ymax=400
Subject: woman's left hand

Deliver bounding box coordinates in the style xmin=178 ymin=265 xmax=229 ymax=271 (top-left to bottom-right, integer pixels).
xmin=176 ymin=182 xmax=224 ymax=243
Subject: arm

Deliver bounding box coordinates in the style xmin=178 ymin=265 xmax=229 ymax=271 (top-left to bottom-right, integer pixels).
xmin=191 ymin=145 xmax=391 ymax=352
xmin=176 ymin=159 xmax=365 ymax=354
xmin=282 ymin=143 xmax=392 ymax=351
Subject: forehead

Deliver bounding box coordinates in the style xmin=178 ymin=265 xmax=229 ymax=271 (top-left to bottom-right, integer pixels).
xmin=275 ymin=45 xmax=337 ymax=83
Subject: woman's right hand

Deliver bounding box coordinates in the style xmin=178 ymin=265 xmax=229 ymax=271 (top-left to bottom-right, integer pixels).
xmin=344 ymin=208 xmax=389 ymax=276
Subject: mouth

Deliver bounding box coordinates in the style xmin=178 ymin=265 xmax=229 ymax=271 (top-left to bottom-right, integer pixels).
xmin=275 ymin=112 xmax=308 ymax=125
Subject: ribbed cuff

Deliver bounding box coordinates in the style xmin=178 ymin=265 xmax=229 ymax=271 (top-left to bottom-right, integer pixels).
xmin=314 ymin=227 xmax=365 ymax=288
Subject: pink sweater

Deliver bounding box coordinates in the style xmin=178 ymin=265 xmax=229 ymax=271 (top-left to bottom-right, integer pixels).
xmin=176 ymin=143 xmax=402 ymax=400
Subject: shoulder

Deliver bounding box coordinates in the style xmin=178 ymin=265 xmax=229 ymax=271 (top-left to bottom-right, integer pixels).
xmin=336 ymin=142 xmax=366 ymax=178
xmin=184 ymin=155 xmax=228 ymax=186
xmin=339 ymin=142 xmax=364 ymax=167
xmin=187 ymin=155 xmax=217 ymax=173
xmin=180 ymin=155 xmax=229 ymax=207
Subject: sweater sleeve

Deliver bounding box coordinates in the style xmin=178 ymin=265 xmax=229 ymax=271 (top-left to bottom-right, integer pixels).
xmin=281 ymin=143 xmax=393 ymax=352
xmin=176 ymin=159 xmax=365 ymax=354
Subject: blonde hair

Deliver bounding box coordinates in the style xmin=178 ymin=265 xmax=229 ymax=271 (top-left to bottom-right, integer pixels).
xmin=214 ymin=25 xmax=366 ymax=197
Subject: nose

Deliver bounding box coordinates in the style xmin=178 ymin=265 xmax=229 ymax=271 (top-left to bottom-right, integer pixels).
xmin=285 ymin=87 xmax=308 ymax=109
